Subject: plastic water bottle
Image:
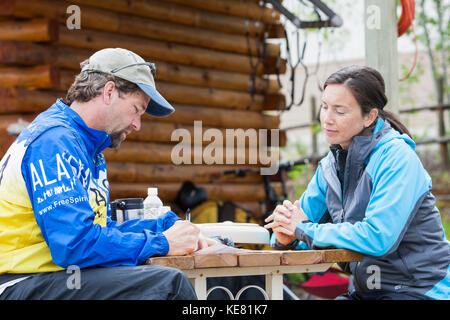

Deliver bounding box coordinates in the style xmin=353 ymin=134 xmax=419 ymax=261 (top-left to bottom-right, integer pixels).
xmin=143 ymin=188 xmax=163 ymax=219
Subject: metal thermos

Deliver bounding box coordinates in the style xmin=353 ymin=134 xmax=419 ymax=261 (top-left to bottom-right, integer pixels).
xmin=110 ymin=198 xmax=144 ymax=223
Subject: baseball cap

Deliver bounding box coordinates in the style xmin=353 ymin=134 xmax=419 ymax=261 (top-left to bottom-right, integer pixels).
xmin=81 ymin=48 xmax=174 ymax=117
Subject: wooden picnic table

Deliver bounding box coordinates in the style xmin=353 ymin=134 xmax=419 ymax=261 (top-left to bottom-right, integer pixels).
xmin=145 ymin=245 xmax=363 ymax=300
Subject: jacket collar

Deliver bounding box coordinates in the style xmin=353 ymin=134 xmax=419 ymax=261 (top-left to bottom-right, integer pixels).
xmin=349 ymin=117 xmax=391 ymax=165
xmin=55 ymin=99 xmax=112 ymax=157
xmin=332 ymin=117 xmax=390 ymax=166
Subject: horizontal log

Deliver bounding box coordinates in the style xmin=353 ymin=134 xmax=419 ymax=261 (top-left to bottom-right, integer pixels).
xmin=0 ymin=112 xmax=283 ymax=156
xmin=57 ymin=26 xmax=285 ymax=75
xmin=71 ymin=0 xmax=285 ymax=38
xmin=0 ymin=87 xmax=60 ymax=113
xmin=0 ymin=65 xmax=59 ymax=89
xmin=0 ymin=72 xmax=285 ymax=111
xmin=128 ymin=120 xmax=284 ymax=148
xmin=0 ymin=110 xmax=282 ymax=148
xmin=0 ymin=115 xmax=282 ymax=168
xmin=0 ymin=113 xmax=36 ymax=156
xmin=0 ymin=0 xmax=280 ymax=25
xmin=26 ymin=66 xmax=284 ymax=111
xmin=0 ymin=42 xmax=281 ymax=94
xmin=0 ymin=40 xmax=286 ymax=79
xmin=106 ymin=162 xmax=264 ymax=184
xmin=1 ymin=0 xmax=279 ymax=57
xmin=0 ymin=135 xmax=15 ymax=158
xmin=0 ymin=86 xmax=280 ymax=129
xmin=0 ymin=41 xmax=91 ymax=69
xmin=59 ymin=70 xmax=272 ymax=111
xmin=0 ymin=18 xmax=58 ymax=42
xmin=0 ymin=89 xmax=284 ymax=139
xmin=162 ymin=0 xmax=280 ymax=23
xmin=0 ymin=113 xmax=36 ymax=133
xmin=0 ymin=114 xmax=281 ymax=173
xmin=156 ymin=82 xmax=268 ymax=111
xmin=0 ymin=109 xmax=284 ymax=152
xmin=103 ymin=141 xmax=185 ymax=164
xmin=0 ymin=87 xmax=286 ymax=144
xmin=71 ymin=0 xmax=263 ymax=36
xmin=109 ymin=182 xmax=283 ymax=202
xmin=144 ymin=63 xmax=281 ymax=95
xmin=103 ymin=141 xmax=280 ymax=166
xmin=148 ymin=104 xmax=280 ymax=129
xmin=59 ymin=63 xmax=281 ymax=95
xmin=0 ymin=40 xmax=59 ymax=66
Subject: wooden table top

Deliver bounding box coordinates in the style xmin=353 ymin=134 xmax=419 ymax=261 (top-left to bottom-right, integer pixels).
xmin=145 ymin=245 xmax=363 ymax=270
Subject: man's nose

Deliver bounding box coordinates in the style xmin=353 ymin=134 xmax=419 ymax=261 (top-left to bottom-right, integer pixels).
xmin=131 ymin=115 xmax=141 ymax=131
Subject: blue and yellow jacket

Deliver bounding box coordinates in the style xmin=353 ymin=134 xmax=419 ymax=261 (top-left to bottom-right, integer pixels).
xmin=0 ymin=99 xmax=179 ymax=274
xmin=271 ymin=118 xmax=450 ymax=299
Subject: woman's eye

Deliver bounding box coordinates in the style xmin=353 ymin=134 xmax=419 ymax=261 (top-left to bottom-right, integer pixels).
xmin=336 ymin=109 xmax=345 ymax=115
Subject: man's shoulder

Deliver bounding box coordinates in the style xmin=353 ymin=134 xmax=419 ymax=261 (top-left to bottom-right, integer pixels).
xmin=21 ymin=125 xmax=84 ymax=170
xmin=17 ymin=102 xmax=75 ymax=145
xmin=24 ymin=125 xmax=79 ymax=149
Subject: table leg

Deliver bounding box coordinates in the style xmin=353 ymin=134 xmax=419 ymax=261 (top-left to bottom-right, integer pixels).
xmin=190 ymin=276 xmax=207 ymax=300
xmin=265 ymin=272 xmax=283 ymax=300
xmin=183 ymin=263 xmax=334 ymax=300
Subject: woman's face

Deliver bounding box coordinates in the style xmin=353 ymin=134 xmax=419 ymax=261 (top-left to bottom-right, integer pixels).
xmin=320 ymin=84 xmax=377 ymax=149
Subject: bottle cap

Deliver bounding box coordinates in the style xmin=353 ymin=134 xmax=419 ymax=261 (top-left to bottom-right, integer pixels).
xmin=147 ymin=187 xmax=158 ymax=196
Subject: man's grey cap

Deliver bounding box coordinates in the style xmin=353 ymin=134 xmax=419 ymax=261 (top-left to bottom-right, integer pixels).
xmin=81 ymin=48 xmax=174 ymax=117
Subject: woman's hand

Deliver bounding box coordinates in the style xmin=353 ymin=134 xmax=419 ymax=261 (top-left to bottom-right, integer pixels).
xmin=264 ymin=200 xmax=309 ymax=246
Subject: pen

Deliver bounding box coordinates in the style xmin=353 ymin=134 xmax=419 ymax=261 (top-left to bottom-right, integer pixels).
xmin=185 ymin=208 xmax=191 ymax=222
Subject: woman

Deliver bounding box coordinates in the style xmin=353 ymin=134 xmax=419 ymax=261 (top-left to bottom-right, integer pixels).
xmin=265 ymin=65 xmax=449 ymax=300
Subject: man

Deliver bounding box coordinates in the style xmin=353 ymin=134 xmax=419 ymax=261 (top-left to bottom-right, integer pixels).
xmin=0 ymin=48 xmax=214 ymax=299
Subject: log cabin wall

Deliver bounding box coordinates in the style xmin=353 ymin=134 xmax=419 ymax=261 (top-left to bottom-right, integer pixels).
xmin=0 ymin=0 xmax=287 ymax=222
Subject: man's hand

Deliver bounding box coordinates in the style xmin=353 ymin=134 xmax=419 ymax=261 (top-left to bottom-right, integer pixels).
xmin=264 ymin=200 xmax=309 ymax=246
xmin=196 ymin=233 xmax=219 ymax=251
xmin=163 ymin=220 xmax=201 ymax=256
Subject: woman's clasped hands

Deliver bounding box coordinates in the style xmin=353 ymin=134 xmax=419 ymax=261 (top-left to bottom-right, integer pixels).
xmin=264 ymin=200 xmax=309 ymax=246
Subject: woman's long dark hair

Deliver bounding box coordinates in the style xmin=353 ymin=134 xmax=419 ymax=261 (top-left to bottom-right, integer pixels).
xmin=323 ymin=65 xmax=412 ymax=138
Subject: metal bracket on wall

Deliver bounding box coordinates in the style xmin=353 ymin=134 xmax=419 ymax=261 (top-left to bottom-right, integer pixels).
xmin=266 ymin=0 xmax=343 ymax=29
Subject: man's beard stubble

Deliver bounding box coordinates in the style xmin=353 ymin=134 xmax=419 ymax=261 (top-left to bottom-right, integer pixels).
xmin=109 ymin=126 xmax=131 ymax=149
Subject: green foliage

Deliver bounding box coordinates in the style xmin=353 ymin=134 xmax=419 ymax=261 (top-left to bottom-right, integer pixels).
xmin=442 ymin=219 xmax=450 ymax=240
xmin=413 ymin=0 xmax=450 ymax=102
xmin=286 ymin=272 xmax=308 ymax=285
xmin=437 ymin=199 xmax=450 ymax=241
xmin=310 ymin=122 xmax=322 ymax=134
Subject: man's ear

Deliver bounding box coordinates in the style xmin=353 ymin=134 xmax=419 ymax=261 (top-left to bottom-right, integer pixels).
xmin=102 ymin=81 xmax=116 ymax=105
xmin=364 ymin=108 xmax=379 ymax=127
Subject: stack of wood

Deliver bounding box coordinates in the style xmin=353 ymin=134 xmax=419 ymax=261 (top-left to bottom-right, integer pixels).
xmin=0 ymin=0 xmax=287 ymax=221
